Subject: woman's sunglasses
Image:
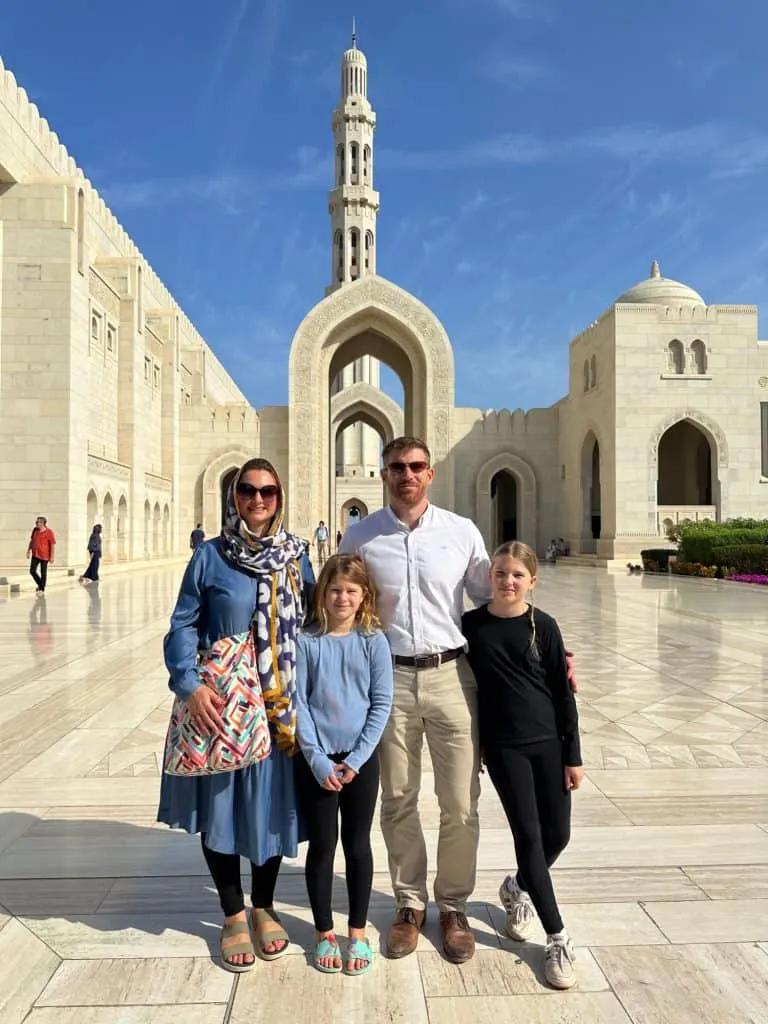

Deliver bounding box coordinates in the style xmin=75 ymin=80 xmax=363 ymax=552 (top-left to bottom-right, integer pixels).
xmin=236 ymin=482 xmax=279 ymax=501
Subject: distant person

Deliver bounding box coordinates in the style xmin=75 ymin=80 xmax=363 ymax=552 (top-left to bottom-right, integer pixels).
xmin=190 ymin=523 xmax=205 ymax=551
xmin=336 ymin=530 xmax=343 ymax=551
xmin=79 ymin=524 xmax=103 ymax=583
xmin=27 ymin=516 xmax=56 ymax=594
xmin=544 ymin=540 xmax=557 ymax=563
xmin=314 ymin=521 xmax=330 ymax=567
xmin=462 ymin=541 xmax=583 ymax=990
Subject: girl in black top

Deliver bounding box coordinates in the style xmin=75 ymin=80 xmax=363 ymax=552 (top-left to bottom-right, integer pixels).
xmin=462 ymin=541 xmax=583 ymax=990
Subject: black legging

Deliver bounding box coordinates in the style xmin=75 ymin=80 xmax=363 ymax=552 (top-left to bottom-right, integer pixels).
xmin=201 ymin=834 xmax=282 ymax=918
xmin=295 ymin=750 xmax=380 ymax=933
xmin=485 ymin=739 xmax=571 ymax=936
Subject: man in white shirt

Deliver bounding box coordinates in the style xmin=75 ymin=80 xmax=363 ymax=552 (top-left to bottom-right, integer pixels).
xmin=339 ymin=436 xmax=493 ymax=964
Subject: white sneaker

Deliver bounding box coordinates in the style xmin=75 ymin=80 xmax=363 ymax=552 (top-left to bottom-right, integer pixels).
xmin=544 ymin=933 xmax=577 ymax=989
xmin=498 ymin=875 xmax=535 ymax=941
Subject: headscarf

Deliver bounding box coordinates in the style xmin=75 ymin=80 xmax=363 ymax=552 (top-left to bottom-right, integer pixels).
xmin=219 ymin=460 xmax=308 ymax=753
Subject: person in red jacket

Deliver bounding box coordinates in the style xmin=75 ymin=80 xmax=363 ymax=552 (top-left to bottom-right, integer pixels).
xmin=27 ymin=516 xmax=56 ymax=594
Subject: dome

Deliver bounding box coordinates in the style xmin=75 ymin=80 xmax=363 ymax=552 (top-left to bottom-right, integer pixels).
xmin=616 ymin=260 xmax=705 ymax=306
xmin=343 ymin=45 xmax=367 ymax=66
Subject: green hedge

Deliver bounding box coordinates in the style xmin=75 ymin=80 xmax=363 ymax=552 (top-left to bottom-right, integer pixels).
xmin=716 ymin=544 xmax=768 ymax=574
xmin=678 ymin=522 xmax=768 ymax=564
xmin=641 ymin=548 xmax=675 ymax=571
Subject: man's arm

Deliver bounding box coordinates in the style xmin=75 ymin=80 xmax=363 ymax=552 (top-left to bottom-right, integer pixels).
xmin=463 ymin=522 xmax=492 ymax=606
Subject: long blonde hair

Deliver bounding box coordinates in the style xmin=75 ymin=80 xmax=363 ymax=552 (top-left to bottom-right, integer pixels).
xmin=312 ymin=554 xmax=381 ymax=634
xmin=492 ymin=541 xmax=539 ymax=658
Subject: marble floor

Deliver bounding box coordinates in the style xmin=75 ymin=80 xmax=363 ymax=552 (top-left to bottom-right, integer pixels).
xmin=1 ymin=566 xmax=767 ymax=1023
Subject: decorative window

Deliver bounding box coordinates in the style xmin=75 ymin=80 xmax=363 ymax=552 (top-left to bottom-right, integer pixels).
xmin=106 ymin=324 xmax=116 ymax=353
xmin=337 ymin=144 xmax=345 ymax=185
xmin=350 ymin=228 xmax=359 ymax=279
xmin=668 ymin=339 xmax=685 ymax=374
xmin=153 ymin=362 xmax=160 ymax=389
xmin=590 ymin=354 xmax=597 ymax=389
xmin=91 ymin=313 xmax=101 ymax=342
xmin=690 ymin=339 xmax=707 ymax=374
xmin=363 ymin=145 xmax=370 ymax=181
xmin=583 ymin=360 xmax=589 ymax=393
xmin=350 ymin=143 xmax=359 ymax=184
xmin=144 ymin=355 xmax=151 ymax=382
xmin=365 ymin=230 xmax=373 ymax=270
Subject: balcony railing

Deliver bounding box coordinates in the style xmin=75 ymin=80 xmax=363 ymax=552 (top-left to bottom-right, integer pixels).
xmin=657 ymin=505 xmax=717 ymax=536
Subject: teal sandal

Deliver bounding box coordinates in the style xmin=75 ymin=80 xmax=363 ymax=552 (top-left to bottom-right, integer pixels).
xmin=344 ymin=937 xmax=373 ymax=976
xmin=314 ymin=933 xmax=342 ymax=973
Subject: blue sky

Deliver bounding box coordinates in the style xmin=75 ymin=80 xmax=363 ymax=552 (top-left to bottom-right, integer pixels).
xmin=4 ymin=0 xmax=768 ymax=411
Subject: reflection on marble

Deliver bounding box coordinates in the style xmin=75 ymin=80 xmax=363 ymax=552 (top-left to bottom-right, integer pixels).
xmin=0 ymin=564 xmax=766 ymax=1021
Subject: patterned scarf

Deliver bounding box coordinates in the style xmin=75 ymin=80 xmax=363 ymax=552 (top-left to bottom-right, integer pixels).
xmin=219 ymin=468 xmax=307 ymax=753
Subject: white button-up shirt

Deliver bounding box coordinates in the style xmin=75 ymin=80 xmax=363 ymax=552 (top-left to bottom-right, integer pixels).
xmin=339 ymin=504 xmax=492 ymax=656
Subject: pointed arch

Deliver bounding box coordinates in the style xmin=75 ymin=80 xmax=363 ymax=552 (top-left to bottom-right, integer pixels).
xmin=288 ymin=275 xmax=455 ymax=538
xmin=475 ymin=451 xmax=537 ymax=552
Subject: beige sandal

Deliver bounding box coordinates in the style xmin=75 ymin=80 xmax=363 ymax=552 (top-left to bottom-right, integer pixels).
xmin=220 ymin=919 xmax=256 ymax=974
xmin=250 ymin=907 xmax=290 ymax=961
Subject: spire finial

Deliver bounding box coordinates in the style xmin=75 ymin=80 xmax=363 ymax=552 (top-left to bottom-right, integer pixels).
xmin=352 ymin=17 xmax=357 ymax=48
xmin=650 ymin=259 xmax=660 ymax=279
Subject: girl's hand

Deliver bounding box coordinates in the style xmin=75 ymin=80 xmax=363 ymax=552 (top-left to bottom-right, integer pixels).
xmin=336 ymin=764 xmax=357 ymax=785
xmin=565 ymin=765 xmax=584 ymax=791
xmin=186 ymin=685 xmax=225 ymax=735
xmin=321 ymin=772 xmax=343 ymax=792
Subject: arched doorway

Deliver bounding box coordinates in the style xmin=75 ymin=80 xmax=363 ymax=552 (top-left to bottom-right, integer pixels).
xmin=288 ymin=276 xmax=455 ymax=538
xmin=144 ymin=500 xmax=151 ymax=557
xmin=103 ymin=493 xmax=114 ymax=561
xmin=162 ymin=505 xmax=170 ymax=555
xmin=340 ymin=497 xmax=369 ymax=530
xmin=658 ymin=420 xmax=712 ymax=505
xmin=86 ymin=489 xmax=98 ymax=532
xmin=117 ymin=495 xmax=128 ymax=560
xmin=491 ymin=470 xmax=517 ymax=546
xmin=153 ymin=502 xmax=161 ymax=556
xmin=475 ymin=452 xmax=537 ymax=553
xmin=220 ymin=468 xmax=238 ymax=526
xmin=580 ymin=432 xmax=601 ymax=548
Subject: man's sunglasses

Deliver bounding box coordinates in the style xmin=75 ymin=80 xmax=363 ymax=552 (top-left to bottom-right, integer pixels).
xmin=385 ymin=460 xmax=430 ymax=474
xmin=236 ymin=482 xmax=279 ymax=500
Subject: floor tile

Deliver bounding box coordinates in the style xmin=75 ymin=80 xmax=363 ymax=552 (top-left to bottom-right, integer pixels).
xmin=594 ymin=943 xmax=768 ymax=1024
xmin=0 ymin=918 xmax=61 ymax=1024
xmin=230 ymin=953 xmax=429 ymax=1024
xmin=425 ymin=992 xmax=633 ymax=1023
xmin=417 ymin=947 xmax=609 ymax=996
xmin=25 ymin=1009 xmax=226 ymax=1024
xmin=36 ymin=958 xmax=233 ymax=1006
xmin=642 ymin=897 xmax=768 ymax=942
xmin=488 ymin=901 xmax=668 ymax=948
xmin=682 ymin=864 xmax=768 ymax=900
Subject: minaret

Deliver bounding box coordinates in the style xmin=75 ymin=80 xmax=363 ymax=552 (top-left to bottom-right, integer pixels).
xmin=327 ymin=22 xmax=380 ymax=292
xmin=330 ymin=24 xmax=381 ymax=479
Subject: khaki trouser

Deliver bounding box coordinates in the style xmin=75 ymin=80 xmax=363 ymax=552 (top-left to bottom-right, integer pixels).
xmin=379 ymin=655 xmax=480 ymax=913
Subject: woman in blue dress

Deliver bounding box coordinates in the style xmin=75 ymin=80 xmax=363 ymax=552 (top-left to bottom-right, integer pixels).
xmin=158 ymin=457 xmax=314 ymax=972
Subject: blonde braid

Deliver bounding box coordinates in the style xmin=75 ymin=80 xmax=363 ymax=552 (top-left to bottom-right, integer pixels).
xmin=528 ymin=592 xmax=540 ymax=660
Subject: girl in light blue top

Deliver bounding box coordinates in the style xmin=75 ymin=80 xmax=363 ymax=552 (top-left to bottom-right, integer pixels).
xmin=295 ymin=553 xmax=393 ymax=977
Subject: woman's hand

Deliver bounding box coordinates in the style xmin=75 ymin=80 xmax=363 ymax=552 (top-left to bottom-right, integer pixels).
xmin=564 ymin=649 xmax=578 ymax=693
xmin=186 ymin=685 xmax=225 ymax=736
xmin=565 ymin=765 xmax=584 ymax=791
xmin=336 ymin=764 xmax=357 ymax=785
xmin=321 ymin=771 xmax=343 ymax=792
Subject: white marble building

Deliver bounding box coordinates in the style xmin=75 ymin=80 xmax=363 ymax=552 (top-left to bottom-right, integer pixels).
xmin=1 ymin=36 xmax=767 ymax=570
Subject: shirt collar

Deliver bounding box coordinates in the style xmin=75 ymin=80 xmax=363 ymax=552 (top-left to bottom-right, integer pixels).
xmin=386 ymin=502 xmax=433 ymax=531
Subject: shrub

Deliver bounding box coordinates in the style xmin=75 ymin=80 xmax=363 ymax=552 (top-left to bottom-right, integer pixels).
xmin=728 ymin=574 xmax=768 ymax=585
xmin=671 ymin=562 xmax=718 ymax=577
xmin=716 ymin=544 xmax=768 ymax=574
xmin=678 ymin=523 xmax=768 ymax=565
xmin=641 ymin=548 xmax=675 ymax=572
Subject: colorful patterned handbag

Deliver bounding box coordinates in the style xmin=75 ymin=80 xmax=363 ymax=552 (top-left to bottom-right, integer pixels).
xmin=163 ymin=630 xmax=272 ymax=776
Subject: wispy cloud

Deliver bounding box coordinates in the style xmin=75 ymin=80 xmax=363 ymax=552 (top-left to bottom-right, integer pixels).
xmin=381 ymin=122 xmax=768 ymax=178
xmin=484 ymin=55 xmax=554 ymax=86
xmin=489 ymin=0 xmax=552 ymax=21
xmin=102 ymin=174 xmax=254 ymax=213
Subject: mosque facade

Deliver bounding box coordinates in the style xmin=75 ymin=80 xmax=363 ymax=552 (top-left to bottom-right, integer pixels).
xmin=1 ymin=37 xmax=767 ymax=570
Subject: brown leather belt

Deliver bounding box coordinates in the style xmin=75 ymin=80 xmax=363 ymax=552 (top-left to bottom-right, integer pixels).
xmin=393 ymin=647 xmax=464 ymax=669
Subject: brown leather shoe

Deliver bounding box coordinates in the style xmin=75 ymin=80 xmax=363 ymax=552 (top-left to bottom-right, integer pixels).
xmin=386 ymin=907 xmax=426 ymax=959
xmin=440 ymin=911 xmax=475 ymax=964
